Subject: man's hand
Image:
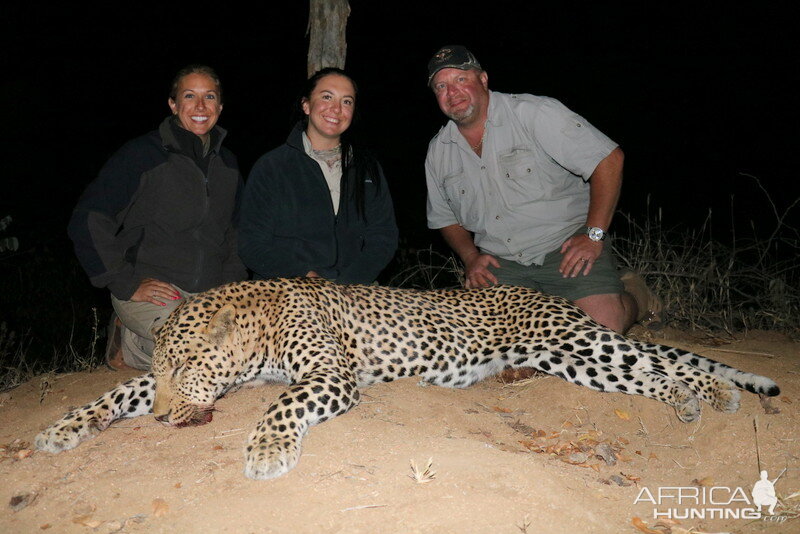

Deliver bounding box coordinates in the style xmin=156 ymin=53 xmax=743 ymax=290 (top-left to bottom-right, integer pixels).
xmin=559 ymin=235 xmax=603 ymax=278
xmin=464 ymin=253 xmax=500 ymax=288
xmin=306 ymin=271 xmax=321 ymax=278
xmin=130 ymin=278 xmax=181 ymax=306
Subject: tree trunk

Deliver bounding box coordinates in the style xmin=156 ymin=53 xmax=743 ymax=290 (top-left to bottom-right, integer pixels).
xmin=306 ymin=0 xmax=350 ymax=77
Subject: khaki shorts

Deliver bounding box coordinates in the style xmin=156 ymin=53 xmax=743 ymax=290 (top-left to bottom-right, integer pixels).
xmin=110 ymin=286 xmax=196 ymax=370
xmin=489 ymin=243 xmax=623 ymax=302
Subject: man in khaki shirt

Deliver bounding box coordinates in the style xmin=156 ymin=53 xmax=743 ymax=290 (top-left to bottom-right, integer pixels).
xmin=425 ymin=45 xmax=659 ymax=333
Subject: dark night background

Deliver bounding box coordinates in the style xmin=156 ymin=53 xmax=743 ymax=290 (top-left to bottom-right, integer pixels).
xmin=1 ymin=3 xmax=797 ymax=355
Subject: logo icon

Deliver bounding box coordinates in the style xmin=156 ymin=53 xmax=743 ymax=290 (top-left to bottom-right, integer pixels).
xmin=752 ymin=470 xmax=779 ymax=516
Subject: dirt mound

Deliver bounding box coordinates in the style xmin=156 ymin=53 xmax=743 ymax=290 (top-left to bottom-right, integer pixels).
xmin=2 ymin=331 xmax=798 ymax=533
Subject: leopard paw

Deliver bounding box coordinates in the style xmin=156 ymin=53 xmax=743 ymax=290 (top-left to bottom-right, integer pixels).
xmin=707 ymin=378 xmax=740 ymax=413
xmin=243 ymin=435 xmax=300 ymax=480
xmin=35 ymin=413 xmax=104 ymax=453
xmin=672 ymin=383 xmax=701 ymax=423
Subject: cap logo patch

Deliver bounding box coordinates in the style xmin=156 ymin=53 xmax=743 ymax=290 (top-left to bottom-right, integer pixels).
xmin=434 ymin=49 xmax=453 ymax=61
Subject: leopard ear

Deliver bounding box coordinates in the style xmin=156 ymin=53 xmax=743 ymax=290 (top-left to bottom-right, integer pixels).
xmin=206 ymin=304 xmax=237 ymax=345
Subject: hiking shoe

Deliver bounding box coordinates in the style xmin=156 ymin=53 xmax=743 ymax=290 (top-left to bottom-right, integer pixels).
xmin=619 ymin=268 xmax=665 ymax=330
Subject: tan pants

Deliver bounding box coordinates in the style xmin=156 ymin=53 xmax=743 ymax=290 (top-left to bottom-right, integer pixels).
xmin=110 ymin=286 xmax=196 ymax=370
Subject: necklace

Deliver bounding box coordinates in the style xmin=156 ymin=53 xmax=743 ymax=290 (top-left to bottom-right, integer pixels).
xmin=471 ymin=126 xmax=487 ymax=151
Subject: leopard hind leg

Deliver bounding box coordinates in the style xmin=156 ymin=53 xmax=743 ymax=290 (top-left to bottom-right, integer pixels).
xmin=506 ymin=350 xmax=703 ymax=421
xmin=36 ymin=373 xmax=155 ymax=453
xmin=644 ymin=357 xmax=741 ymax=413
xmin=632 ymin=341 xmax=779 ymax=397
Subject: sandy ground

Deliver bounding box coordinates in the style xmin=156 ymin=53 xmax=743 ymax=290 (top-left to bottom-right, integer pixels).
xmin=1 ymin=328 xmax=798 ymax=534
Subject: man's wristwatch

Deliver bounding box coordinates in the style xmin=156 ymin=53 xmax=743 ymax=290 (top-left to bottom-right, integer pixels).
xmin=585 ymin=226 xmax=607 ymax=242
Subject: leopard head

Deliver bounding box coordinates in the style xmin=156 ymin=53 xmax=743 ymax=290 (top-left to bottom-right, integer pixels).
xmin=152 ymin=302 xmax=245 ymax=427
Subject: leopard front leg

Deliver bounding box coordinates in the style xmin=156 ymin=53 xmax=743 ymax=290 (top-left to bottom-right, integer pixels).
xmin=244 ymin=369 xmax=360 ymax=480
xmin=35 ymin=373 xmax=155 ymax=453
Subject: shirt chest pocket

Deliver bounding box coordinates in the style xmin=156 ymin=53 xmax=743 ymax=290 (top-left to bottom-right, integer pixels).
xmin=441 ymin=170 xmax=480 ymax=229
xmin=498 ymin=147 xmax=544 ymax=199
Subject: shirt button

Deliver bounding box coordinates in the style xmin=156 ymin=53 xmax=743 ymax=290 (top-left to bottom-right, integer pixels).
xmin=506 ymin=238 xmax=511 ymax=243
xmin=526 ymin=168 xmax=531 ymax=173
xmin=461 ymin=189 xmax=465 ymax=194
xmin=505 ymin=172 xmax=510 ymax=178
xmin=518 ymin=253 xmax=523 ymax=257
xmin=481 ymin=165 xmax=486 ymax=170
xmin=495 ymin=215 xmax=500 ymax=220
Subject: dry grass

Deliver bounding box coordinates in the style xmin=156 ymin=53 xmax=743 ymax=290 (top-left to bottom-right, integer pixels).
xmin=408 ymin=457 xmax=436 ymax=483
xmin=613 ymin=186 xmax=799 ymax=337
xmin=0 ymin=309 xmax=101 ymax=393
xmin=387 ymin=246 xmax=463 ymax=289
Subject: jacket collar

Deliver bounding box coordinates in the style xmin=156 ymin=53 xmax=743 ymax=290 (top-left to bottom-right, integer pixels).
xmin=159 ymin=116 xmax=227 ymax=154
xmin=285 ymin=121 xmax=306 ymax=151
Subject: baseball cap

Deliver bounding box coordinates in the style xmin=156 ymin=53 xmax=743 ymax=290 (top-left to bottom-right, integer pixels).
xmin=427 ymin=45 xmax=482 ymax=86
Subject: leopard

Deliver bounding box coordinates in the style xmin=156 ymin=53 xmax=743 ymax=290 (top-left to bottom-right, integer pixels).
xmin=35 ymin=278 xmax=780 ymax=480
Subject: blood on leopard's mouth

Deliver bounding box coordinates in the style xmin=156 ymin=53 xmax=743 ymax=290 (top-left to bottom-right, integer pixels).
xmin=166 ymin=406 xmax=215 ymax=427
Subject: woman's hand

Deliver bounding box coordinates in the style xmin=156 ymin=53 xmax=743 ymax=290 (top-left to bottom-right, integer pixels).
xmin=130 ymin=278 xmax=181 ymax=306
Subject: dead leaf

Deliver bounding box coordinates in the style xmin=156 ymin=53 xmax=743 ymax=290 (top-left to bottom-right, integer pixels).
xmin=653 ymin=518 xmax=681 ymax=527
xmin=174 ymin=482 xmax=182 ymax=489
xmin=492 ymin=406 xmax=512 ymax=413
xmin=16 ymin=449 xmax=33 ymax=460
xmin=780 ymin=396 xmax=792 ymax=404
xmin=631 ymin=516 xmax=662 ymax=534
xmin=152 ymin=498 xmax=169 ymax=517
xmin=566 ymin=452 xmax=589 ymax=464
xmin=9 ymin=492 xmax=37 ymax=512
xmin=610 ymin=474 xmax=631 ymax=487
xmin=594 ymin=443 xmax=617 ymax=466
xmin=618 ymin=436 xmax=630 ymax=444
xmin=561 ymin=420 xmax=574 ymax=428
xmin=692 ymin=476 xmax=714 ymax=487
xmin=73 ymin=503 xmax=96 ymax=516
xmin=622 ymin=472 xmax=641 ymax=482
xmin=39 ymin=524 xmax=51 ymax=530
xmin=648 ymin=452 xmax=659 ymax=460
xmin=614 ymin=409 xmax=631 ymax=420
xmin=507 ymin=420 xmax=536 ymax=435
xmin=634 ymin=450 xmax=642 ymax=456
xmin=212 ymin=445 xmax=223 ymax=451
xmin=759 ymin=394 xmax=781 ymax=414
xmin=72 ymin=515 xmax=102 ymax=528
xmin=617 ymin=453 xmax=633 ymax=462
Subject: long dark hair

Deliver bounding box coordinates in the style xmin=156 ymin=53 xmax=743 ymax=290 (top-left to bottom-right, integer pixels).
xmin=300 ymin=67 xmax=382 ymax=222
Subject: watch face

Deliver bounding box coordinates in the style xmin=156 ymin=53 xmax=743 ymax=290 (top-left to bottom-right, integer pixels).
xmin=588 ymin=227 xmax=605 ymax=241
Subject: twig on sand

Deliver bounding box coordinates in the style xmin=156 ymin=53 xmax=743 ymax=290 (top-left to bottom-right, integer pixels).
xmin=340 ymin=504 xmax=388 ymax=512
xmin=708 ymin=348 xmax=775 ymax=358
